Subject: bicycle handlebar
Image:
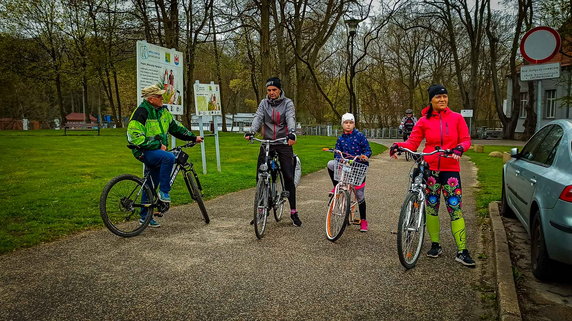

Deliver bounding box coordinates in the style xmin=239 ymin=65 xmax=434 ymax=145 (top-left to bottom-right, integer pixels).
xmin=397 ymin=146 xmax=452 ymax=157
xmin=168 ymin=141 xmax=197 ymax=152
xmin=322 ymin=148 xmax=364 ymax=162
xmin=249 ymin=137 xmax=288 ymax=145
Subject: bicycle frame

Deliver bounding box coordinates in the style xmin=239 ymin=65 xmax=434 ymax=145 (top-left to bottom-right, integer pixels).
xmin=396 ymin=146 xmax=452 ymax=268
xmin=251 ymin=137 xmax=288 ymax=200
xmin=138 ymin=142 xmax=201 ymax=212
xmin=100 ymin=141 xmax=209 ymax=238
xmin=326 ymin=149 xmax=367 ymax=226
xmin=250 ymin=137 xmax=288 ymax=239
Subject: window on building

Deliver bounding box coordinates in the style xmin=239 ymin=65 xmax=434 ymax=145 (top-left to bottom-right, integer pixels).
xmin=519 ymin=92 xmax=528 ymax=119
xmin=545 ymin=89 xmax=556 ymax=119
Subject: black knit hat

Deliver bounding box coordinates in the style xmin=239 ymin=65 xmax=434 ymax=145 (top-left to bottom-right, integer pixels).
xmin=428 ymin=84 xmax=448 ymax=101
xmin=266 ymin=77 xmax=282 ymax=90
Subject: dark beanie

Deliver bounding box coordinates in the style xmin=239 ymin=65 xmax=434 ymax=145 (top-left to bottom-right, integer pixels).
xmin=428 ymin=84 xmax=448 ymax=101
xmin=266 ymin=77 xmax=282 ymax=90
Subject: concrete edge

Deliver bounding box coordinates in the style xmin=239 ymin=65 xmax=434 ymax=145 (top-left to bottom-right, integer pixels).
xmin=489 ymin=201 xmax=523 ymax=321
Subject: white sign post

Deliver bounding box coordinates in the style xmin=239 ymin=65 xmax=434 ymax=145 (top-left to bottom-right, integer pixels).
xmin=136 ymin=40 xmax=184 ymax=148
xmin=519 ymin=27 xmax=561 ymax=132
xmin=460 ymin=109 xmax=473 ymax=134
xmin=193 ymin=81 xmax=222 ymax=174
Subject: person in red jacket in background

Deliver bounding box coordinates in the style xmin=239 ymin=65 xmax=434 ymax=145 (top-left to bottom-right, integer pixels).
xmin=389 ymin=84 xmax=475 ymax=267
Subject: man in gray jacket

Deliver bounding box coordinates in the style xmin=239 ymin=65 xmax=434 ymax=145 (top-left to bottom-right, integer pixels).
xmin=245 ymin=77 xmax=301 ymax=226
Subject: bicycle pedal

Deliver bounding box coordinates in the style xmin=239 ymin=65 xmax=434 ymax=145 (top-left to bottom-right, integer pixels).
xmin=153 ymin=212 xmax=164 ymax=217
xmin=281 ymin=191 xmax=290 ymax=198
xmin=351 ymin=219 xmax=361 ymax=225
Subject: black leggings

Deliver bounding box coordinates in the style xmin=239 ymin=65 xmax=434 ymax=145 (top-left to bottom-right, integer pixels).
xmin=256 ymin=144 xmax=296 ymax=210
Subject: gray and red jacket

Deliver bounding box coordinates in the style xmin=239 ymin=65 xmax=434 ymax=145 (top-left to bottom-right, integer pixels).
xmin=250 ymin=92 xmax=296 ymax=142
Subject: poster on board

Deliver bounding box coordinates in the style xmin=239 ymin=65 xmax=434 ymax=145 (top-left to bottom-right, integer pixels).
xmin=193 ymin=81 xmax=222 ymax=116
xmin=136 ymin=40 xmax=184 ymax=115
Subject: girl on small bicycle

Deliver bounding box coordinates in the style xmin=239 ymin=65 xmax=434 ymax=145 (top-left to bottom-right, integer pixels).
xmin=389 ymin=84 xmax=475 ymax=267
xmin=327 ymin=113 xmax=372 ymax=232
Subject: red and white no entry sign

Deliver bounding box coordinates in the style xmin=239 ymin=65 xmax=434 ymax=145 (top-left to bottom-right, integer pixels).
xmin=520 ymin=26 xmax=561 ymax=64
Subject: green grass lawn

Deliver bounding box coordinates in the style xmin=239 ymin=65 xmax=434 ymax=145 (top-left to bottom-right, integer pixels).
xmin=0 ymin=129 xmax=384 ymax=254
xmin=465 ymin=145 xmax=519 ymax=217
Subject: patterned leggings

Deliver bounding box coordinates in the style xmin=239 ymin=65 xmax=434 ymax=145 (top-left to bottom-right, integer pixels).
xmin=425 ymin=171 xmax=467 ymax=251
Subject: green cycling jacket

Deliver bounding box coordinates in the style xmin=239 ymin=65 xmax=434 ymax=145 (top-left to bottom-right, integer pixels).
xmin=127 ymin=100 xmax=196 ymax=159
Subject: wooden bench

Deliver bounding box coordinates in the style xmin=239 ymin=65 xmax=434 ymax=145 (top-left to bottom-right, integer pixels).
xmin=64 ymin=123 xmax=100 ymax=136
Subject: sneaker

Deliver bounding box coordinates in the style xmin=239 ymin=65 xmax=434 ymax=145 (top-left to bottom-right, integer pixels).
xmin=158 ymin=191 xmax=171 ymax=203
xmin=455 ymin=249 xmax=476 ymax=267
xmin=328 ymin=187 xmax=335 ymax=197
xmin=360 ymin=219 xmax=368 ymax=232
xmin=427 ymin=242 xmax=443 ymax=258
xmin=139 ymin=218 xmax=161 ymax=228
xmin=291 ymin=212 xmax=302 ymax=227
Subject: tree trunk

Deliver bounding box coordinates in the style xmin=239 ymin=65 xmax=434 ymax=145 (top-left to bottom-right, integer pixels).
xmin=101 ymin=68 xmax=121 ymax=128
xmin=273 ymin=0 xmax=290 ymax=94
xmin=113 ymin=69 xmax=123 ymax=127
xmin=244 ymin=30 xmax=260 ymax=103
xmin=82 ymin=74 xmax=89 ymax=122
xmin=56 ymin=72 xmax=66 ymax=126
xmin=486 ymin=4 xmax=504 ymax=124
xmin=211 ymin=6 xmax=226 ymax=131
xmin=260 ymin=0 xmax=271 ymax=92
xmin=523 ymin=81 xmax=537 ymax=138
xmin=185 ymin=50 xmax=196 ymax=126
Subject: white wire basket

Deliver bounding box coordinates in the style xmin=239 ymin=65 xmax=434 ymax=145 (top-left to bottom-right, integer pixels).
xmin=333 ymin=158 xmax=368 ymax=185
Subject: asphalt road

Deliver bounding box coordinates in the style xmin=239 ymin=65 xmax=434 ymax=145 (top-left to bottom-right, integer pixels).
xmin=0 ymin=149 xmax=487 ymax=320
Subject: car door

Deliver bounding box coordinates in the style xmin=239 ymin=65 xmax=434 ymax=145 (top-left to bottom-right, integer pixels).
xmin=521 ymin=125 xmax=564 ymax=207
xmin=507 ymin=126 xmax=553 ymax=224
xmin=514 ymin=125 xmax=563 ymax=229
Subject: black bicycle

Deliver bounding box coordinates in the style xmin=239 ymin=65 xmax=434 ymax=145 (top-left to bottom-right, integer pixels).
xmin=100 ymin=142 xmax=209 ymax=237
xmin=249 ymin=137 xmax=289 ymax=239
xmin=395 ymin=146 xmax=451 ymax=269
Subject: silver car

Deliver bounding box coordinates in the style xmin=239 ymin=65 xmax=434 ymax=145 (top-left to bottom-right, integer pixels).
xmin=502 ymin=119 xmax=572 ymax=280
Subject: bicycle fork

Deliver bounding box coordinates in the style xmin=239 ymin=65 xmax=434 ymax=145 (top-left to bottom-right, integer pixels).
xmin=406 ymin=190 xmax=425 ymax=231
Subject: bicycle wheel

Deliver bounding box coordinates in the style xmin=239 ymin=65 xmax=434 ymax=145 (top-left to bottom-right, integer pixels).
xmin=100 ymin=174 xmax=154 ymax=237
xmin=273 ymin=170 xmax=286 ymax=222
xmin=325 ymin=189 xmax=350 ymax=242
xmin=397 ymin=191 xmax=426 ymax=269
xmin=254 ymin=178 xmax=270 ymax=239
xmin=184 ymin=171 xmax=210 ymax=224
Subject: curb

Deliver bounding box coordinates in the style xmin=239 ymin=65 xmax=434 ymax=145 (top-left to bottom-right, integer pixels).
xmin=489 ymin=201 xmax=522 ymax=321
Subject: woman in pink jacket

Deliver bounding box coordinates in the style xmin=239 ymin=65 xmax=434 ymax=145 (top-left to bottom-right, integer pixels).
xmin=390 ymin=84 xmax=475 ymax=267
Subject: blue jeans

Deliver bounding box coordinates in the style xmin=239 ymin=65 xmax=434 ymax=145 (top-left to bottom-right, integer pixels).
xmin=140 ymin=149 xmax=176 ymax=218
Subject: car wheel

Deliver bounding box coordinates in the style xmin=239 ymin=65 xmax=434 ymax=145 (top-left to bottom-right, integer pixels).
xmin=531 ymin=211 xmax=553 ymax=281
xmin=501 ymin=174 xmax=515 ymax=217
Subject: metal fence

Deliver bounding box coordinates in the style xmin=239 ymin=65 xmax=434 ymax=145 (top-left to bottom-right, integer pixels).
xmin=299 ymin=125 xmax=402 ymax=139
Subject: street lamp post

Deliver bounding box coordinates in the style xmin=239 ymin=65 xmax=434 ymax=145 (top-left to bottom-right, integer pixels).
xmin=345 ymin=18 xmax=360 ymax=120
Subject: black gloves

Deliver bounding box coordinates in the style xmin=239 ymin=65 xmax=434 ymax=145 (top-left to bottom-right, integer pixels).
xmin=287 ymin=133 xmax=296 ymax=141
xmin=452 ymin=145 xmax=464 ymax=157
xmin=244 ymin=132 xmax=254 ymax=139
xmin=389 ymin=143 xmax=400 ymax=157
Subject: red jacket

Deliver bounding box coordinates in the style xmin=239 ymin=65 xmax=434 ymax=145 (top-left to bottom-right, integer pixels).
xmin=396 ymin=106 xmax=471 ymax=172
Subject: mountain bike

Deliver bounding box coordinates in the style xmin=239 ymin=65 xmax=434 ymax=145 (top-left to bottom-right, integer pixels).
xmin=323 ymin=149 xmax=368 ymax=242
xmin=100 ymin=141 xmax=209 ymax=237
xmin=395 ymin=146 xmax=451 ymax=269
xmin=249 ymin=137 xmax=289 ymax=239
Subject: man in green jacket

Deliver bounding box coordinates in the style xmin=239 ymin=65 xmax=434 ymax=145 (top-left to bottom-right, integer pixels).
xmin=127 ymin=84 xmax=203 ymax=227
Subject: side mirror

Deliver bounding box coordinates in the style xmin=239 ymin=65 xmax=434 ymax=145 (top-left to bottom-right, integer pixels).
xmin=510 ymin=148 xmax=519 ymax=158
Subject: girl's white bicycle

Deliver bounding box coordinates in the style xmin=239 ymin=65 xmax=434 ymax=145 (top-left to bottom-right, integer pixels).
xmin=323 ymin=148 xmax=368 ymax=242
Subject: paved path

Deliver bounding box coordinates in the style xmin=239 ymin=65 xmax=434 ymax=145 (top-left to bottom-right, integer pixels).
xmin=0 ymin=149 xmax=488 ymax=320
